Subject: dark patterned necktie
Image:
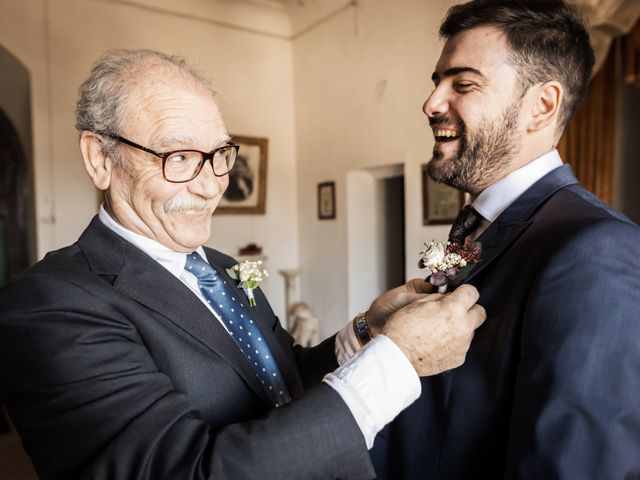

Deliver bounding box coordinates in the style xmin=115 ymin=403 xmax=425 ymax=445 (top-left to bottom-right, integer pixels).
xmin=185 ymin=252 xmax=291 ymax=407
xmin=448 ymin=205 xmax=483 ymax=245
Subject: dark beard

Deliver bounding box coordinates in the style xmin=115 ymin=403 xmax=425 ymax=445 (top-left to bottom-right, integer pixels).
xmin=428 ymin=99 xmax=521 ymax=193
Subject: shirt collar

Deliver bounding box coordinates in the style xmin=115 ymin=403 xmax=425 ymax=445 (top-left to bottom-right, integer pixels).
xmin=472 ymin=149 xmax=563 ymax=222
xmin=98 ymin=205 xmax=208 ymax=278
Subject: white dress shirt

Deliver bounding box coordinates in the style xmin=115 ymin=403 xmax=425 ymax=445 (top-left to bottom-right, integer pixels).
xmin=471 ymin=149 xmax=563 ymax=239
xmin=98 ymin=207 xmax=420 ymax=449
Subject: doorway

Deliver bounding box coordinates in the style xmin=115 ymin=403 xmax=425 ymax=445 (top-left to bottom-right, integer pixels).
xmin=0 ymin=108 xmax=30 ymax=285
xmin=381 ymin=175 xmax=406 ymax=289
xmin=0 ymin=109 xmax=37 ymax=478
xmin=0 ymin=44 xmax=35 ymax=284
xmin=0 ymin=44 xmax=38 ymax=479
xmin=346 ymin=164 xmax=406 ymax=317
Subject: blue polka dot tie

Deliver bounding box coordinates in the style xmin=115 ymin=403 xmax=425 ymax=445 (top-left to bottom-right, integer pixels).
xmin=185 ymin=252 xmax=291 ymax=407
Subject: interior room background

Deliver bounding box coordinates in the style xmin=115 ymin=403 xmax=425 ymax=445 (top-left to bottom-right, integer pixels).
xmin=1 ymin=0 xmax=639 ymax=341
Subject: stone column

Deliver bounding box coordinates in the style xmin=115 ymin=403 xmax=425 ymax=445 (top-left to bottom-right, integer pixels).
xmin=278 ymin=268 xmax=301 ymax=330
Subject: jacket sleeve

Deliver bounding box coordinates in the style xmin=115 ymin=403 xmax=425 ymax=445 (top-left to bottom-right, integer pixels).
xmin=504 ymin=218 xmax=640 ymax=479
xmin=0 ymin=274 xmax=373 ymax=480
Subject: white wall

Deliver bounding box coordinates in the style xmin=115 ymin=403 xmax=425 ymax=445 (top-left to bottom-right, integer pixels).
xmin=0 ymin=0 xmax=299 ymax=321
xmin=346 ymin=170 xmax=381 ymax=317
xmin=293 ymin=0 xmax=454 ymax=337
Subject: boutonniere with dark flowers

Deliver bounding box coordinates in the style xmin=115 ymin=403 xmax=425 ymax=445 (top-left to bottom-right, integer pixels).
xmin=226 ymin=260 xmax=269 ymax=307
xmin=418 ymin=241 xmax=482 ymax=293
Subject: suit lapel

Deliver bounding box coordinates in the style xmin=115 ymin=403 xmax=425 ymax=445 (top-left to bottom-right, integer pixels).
xmin=435 ymin=165 xmax=582 ymax=418
xmin=78 ymin=218 xmax=272 ymax=406
xmin=465 ymin=165 xmax=579 ymax=284
xmin=464 ymin=221 xmax=531 ymax=284
xmin=205 ymin=251 xmax=305 ymax=399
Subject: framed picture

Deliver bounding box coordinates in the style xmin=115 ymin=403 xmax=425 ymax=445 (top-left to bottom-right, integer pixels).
xmin=217 ymin=135 xmax=268 ymax=214
xmin=422 ymin=164 xmax=464 ymax=225
xmin=317 ymin=181 xmax=336 ymax=220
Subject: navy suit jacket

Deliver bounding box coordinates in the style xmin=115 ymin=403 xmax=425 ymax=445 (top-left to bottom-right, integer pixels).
xmin=0 ymin=218 xmax=374 ymax=480
xmin=371 ymin=165 xmax=640 ymax=479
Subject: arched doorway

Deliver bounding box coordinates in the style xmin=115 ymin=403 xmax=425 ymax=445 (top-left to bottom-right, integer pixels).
xmin=0 ymin=107 xmax=30 ymax=285
xmin=0 ymin=44 xmax=35 ymax=285
xmin=0 ymin=44 xmax=37 ymax=478
xmin=0 ymin=105 xmax=38 ymax=480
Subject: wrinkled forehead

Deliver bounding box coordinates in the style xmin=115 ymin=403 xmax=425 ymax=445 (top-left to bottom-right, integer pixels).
xmin=435 ymin=25 xmax=513 ymax=79
xmin=119 ymin=64 xmax=225 ymax=145
xmin=127 ymin=61 xmax=216 ymax=109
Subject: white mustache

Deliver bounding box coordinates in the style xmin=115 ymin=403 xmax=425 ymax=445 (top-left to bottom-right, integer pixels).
xmin=164 ymin=194 xmax=217 ymax=213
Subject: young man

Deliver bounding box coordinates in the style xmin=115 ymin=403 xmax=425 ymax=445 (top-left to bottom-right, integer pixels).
xmin=371 ymin=1 xmax=640 ymax=478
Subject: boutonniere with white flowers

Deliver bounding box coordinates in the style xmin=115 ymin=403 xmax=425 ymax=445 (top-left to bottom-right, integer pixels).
xmin=226 ymin=260 xmax=269 ymax=307
xmin=418 ymin=241 xmax=482 ymax=293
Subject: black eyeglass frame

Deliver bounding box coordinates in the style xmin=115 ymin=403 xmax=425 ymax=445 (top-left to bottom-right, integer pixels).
xmin=101 ymin=133 xmax=239 ymax=183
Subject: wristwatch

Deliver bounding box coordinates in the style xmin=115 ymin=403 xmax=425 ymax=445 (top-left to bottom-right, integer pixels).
xmin=353 ymin=311 xmax=372 ymax=345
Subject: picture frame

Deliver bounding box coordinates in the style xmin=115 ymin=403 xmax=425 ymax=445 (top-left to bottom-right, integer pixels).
xmin=317 ymin=181 xmax=336 ymax=220
xmin=217 ymin=135 xmax=268 ymax=214
xmin=422 ymin=164 xmax=464 ymax=225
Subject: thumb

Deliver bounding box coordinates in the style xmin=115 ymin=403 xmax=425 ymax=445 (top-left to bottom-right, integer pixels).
xmin=469 ymin=304 xmax=487 ymax=329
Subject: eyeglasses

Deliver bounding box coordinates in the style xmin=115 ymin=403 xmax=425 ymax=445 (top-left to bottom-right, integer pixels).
xmin=102 ymin=133 xmax=239 ymax=183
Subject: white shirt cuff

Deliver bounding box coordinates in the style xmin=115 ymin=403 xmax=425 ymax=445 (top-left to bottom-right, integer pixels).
xmin=323 ymin=334 xmax=421 ymax=449
xmin=335 ymin=316 xmax=363 ymax=366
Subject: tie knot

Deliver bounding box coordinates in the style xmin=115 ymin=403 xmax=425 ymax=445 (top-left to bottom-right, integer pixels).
xmin=448 ymin=205 xmax=483 ymax=245
xmin=185 ymin=252 xmax=216 ymax=280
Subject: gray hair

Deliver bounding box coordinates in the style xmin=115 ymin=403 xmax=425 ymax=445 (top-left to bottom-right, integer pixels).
xmin=75 ymin=49 xmax=216 ymax=164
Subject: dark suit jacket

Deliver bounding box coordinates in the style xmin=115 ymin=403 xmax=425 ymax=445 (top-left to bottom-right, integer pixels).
xmin=0 ymin=218 xmax=374 ymax=480
xmin=371 ymin=165 xmax=640 ymax=479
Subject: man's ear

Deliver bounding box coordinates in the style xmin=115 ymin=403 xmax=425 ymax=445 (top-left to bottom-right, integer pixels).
xmin=527 ymin=81 xmax=563 ymax=133
xmin=79 ymin=131 xmax=114 ymax=190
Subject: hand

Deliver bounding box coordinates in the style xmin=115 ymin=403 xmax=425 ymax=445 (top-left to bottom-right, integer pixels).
xmin=382 ymin=284 xmax=486 ymax=376
xmin=366 ymin=279 xmax=433 ymax=337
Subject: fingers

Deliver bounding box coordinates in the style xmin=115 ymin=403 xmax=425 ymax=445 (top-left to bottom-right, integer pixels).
xmin=468 ymin=304 xmax=486 ymax=329
xmin=405 ymin=278 xmax=433 ymax=294
xmin=383 ymin=283 xmax=486 ymax=376
xmin=404 ymin=291 xmax=444 ymax=306
xmin=445 ymin=284 xmax=480 ymax=310
xmin=420 ymin=293 xmax=444 ymax=303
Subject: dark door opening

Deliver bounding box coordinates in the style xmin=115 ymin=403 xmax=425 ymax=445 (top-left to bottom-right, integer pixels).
xmin=381 ymin=175 xmax=406 ymax=290
xmin=0 ymin=108 xmax=30 ymax=285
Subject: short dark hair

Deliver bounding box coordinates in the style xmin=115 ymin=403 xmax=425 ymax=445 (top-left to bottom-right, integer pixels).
xmin=440 ymin=0 xmax=594 ymax=131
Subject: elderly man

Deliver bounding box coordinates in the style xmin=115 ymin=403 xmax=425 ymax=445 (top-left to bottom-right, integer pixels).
xmin=0 ymin=50 xmax=485 ymax=479
xmin=370 ymin=1 xmax=640 ymax=479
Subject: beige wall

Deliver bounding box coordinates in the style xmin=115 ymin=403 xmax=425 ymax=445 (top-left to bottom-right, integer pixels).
xmin=0 ymin=0 xmax=299 ymax=320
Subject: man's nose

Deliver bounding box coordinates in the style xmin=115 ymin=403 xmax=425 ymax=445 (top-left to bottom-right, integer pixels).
xmin=423 ymin=87 xmax=450 ymax=118
xmin=189 ymin=159 xmax=226 ymax=198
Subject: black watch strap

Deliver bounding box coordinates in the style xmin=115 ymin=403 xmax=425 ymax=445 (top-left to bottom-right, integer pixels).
xmin=353 ymin=311 xmax=372 ymax=345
